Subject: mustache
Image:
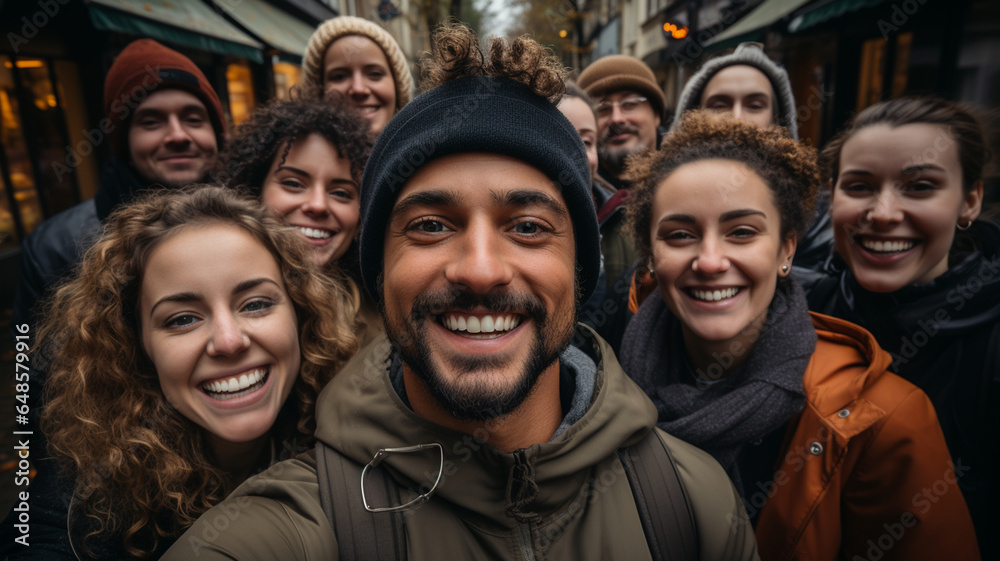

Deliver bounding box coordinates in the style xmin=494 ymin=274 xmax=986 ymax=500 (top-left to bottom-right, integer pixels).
xmin=601 ymin=122 xmax=638 ymax=142
xmin=410 ymin=288 xmax=547 ymax=324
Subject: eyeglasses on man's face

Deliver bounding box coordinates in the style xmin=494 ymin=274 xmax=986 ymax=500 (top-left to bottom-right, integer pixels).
xmin=595 ymin=96 xmax=648 ymax=118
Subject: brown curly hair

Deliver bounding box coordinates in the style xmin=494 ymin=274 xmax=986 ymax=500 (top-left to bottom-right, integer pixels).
xmin=626 ymin=111 xmax=819 ymax=262
xmin=215 ymin=96 xmax=371 ymax=197
xmin=39 ymin=185 xmax=359 ymax=557
xmin=420 ymin=21 xmax=566 ymax=102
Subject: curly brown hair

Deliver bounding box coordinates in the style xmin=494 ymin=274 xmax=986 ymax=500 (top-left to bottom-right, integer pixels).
xmin=626 ymin=111 xmax=819 ymax=262
xmin=420 ymin=21 xmax=566 ymax=102
xmin=39 ymin=185 xmax=359 ymax=557
xmin=215 ymin=96 xmax=371 ymax=197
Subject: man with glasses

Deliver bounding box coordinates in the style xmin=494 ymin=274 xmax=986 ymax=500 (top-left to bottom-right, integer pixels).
xmin=574 ymin=56 xmax=667 ymax=347
xmin=578 ymin=55 xmax=667 ymax=188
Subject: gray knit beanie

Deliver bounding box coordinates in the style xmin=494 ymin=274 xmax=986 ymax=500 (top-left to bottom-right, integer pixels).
xmin=302 ymin=16 xmax=414 ymax=109
xmin=672 ymin=43 xmax=798 ymax=140
xmin=359 ymin=76 xmax=600 ymax=303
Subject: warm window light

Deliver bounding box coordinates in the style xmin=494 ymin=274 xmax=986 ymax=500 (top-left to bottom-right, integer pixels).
xmin=662 ymin=23 xmax=689 ymax=39
xmin=559 ymin=29 xmax=568 ymax=38
xmin=15 ymin=60 xmax=44 ymax=69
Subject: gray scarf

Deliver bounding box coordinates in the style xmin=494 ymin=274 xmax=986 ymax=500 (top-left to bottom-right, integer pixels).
xmin=620 ymin=279 xmax=815 ymax=492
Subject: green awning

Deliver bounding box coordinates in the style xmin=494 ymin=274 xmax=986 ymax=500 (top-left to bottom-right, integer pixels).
xmin=87 ymin=0 xmax=263 ymax=63
xmin=707 ymin=0 xmax=813 ymax=49
xmin=212 ymin=0 xmax=316 ymax=63
xmin=788 ymin=0 xmax=889 ymax=33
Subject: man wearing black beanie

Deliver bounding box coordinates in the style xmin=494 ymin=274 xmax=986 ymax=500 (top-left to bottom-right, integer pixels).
xmin=164 ymin=25 xmax=756 ymax=561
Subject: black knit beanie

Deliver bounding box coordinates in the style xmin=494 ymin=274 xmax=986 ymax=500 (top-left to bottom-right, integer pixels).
xmin=359 ymin=76 xmax=600 ymax=303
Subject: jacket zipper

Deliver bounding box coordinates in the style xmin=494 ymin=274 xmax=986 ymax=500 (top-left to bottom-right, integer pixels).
xmin=517 ymin=523 xmax=535 ymax=561
xmin=513 ymin=449 xmax=535 ymax=561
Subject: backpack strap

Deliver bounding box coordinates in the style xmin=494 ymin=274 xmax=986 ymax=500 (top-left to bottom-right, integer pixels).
xmin=617 ymin=430 xmax=699 ymax=561
xmin=315 ymin=441 xmax=407 ymax=561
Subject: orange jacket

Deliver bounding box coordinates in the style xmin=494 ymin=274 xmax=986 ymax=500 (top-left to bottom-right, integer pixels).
xmin=754 ymin=313 xmax=979 ymax=560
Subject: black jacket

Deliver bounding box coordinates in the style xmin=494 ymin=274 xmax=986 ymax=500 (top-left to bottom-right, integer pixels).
xmin=12 ymin=158 xmax=153 ymax=332
xmin=795 ymin=220 xmax=1000 ymax=559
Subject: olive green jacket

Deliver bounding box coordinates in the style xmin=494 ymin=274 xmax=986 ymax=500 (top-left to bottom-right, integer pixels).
xmin=164 ymin=327 xmax=758 ymax=560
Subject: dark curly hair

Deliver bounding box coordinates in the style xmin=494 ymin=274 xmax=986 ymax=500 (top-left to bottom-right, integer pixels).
xmin=626 ymin=111 xmax=819 ymax=262
xmin=40 ymin=185 xmax=359 ymax=557
xmin=420 ymin=21 xmax=566 ymax=102
xmin=215 ymin=96 xmax=371 ymax=196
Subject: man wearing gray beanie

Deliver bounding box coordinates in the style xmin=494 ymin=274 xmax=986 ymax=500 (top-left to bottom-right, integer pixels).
xmin=163 ymin=25 xmax=757 ymax=561
xmin=672 ymin=42 xmax=798 ymax=139
xmin=673 ymin=43 xmax=833 ymax=269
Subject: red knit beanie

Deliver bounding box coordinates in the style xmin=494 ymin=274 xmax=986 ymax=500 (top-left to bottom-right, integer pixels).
xmin=103 ymin=39 xmax=226 ymax=156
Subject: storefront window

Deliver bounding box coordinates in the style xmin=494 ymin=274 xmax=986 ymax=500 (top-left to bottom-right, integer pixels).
xmin=54 ymin=60 xmax=100 ymax=201
xmin=0 ymin=166 xmax=17 ymax=254
xmin=856 ymin=33 xmax=913 ymax=111
xmin=273 ymin=61 xmax=302 ymax=100
xmin=15 ymin=57 xmax=78 ymax=215
xmin=0 ymin=56 xmax=44 ymax=241
xmin=226 ymin=62 xmax=256 ymax=126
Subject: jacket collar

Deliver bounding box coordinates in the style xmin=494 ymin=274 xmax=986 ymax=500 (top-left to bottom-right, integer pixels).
xmin=803 ymin=312 xmax=894 ymax=440
xmin=313 ymin=325 xmax=656 ymax=528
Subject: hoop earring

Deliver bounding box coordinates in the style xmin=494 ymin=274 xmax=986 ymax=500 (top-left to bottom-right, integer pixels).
xmin=956 ymin=219 xmax=973 ymax=231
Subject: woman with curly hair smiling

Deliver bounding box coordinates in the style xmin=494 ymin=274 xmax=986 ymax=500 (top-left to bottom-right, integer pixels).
xmin=218 ymin=97 xmax=379 ymax=342
xmin=619 ymin=111 xmax=978 ymax=560
xmin=15 ymin=185 xmax=358 ymax=559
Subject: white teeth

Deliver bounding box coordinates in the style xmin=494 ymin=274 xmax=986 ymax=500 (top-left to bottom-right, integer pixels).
xmin=203 ymin=368 xmax=266 ymax=398
xmin=690 ymin=288 xmax=740 ymax=302
xmin=861 ymin=239 xmax=914 ymax=253
xmin=441 ymin=314 xmax=521 ymax=334
xmin=298 ymin=226 xmax=332 ymax=239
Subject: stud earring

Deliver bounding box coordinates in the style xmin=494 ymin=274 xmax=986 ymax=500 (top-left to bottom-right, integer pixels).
xmin=781 ymin=264 xmax=789 ymax=273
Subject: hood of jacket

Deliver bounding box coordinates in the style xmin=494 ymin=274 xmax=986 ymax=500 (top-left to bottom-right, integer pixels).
xmin=312 ymin=325 xmax=657 ymax=528
xmin=804 ymin=312 xmax=895 ymax=435
xmin=814 ymin=220 xmax=1000 ymax=337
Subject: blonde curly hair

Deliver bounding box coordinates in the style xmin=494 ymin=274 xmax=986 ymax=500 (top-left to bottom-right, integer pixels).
xmin=626 ymin=111 xmax=820 ymax=262
xmin=39 ymin=185 xmax=359 ymax=557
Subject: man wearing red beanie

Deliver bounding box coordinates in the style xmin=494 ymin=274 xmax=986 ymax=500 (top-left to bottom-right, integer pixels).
xmin=13 ymin=38 xmax=225 ymax=332
xmin=8 ymin=40 xmax=225 ymax=466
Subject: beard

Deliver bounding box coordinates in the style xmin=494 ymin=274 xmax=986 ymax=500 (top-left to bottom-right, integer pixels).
xmin=384 ymin=287 xmax=577 ymax=422
xmin=598 ymin=122 xmax=646 ymax=176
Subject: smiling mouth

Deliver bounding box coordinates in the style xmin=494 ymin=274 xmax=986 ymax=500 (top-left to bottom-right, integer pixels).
xmin=201 ymin=368 xmax=269 ymax=401
xmin=857 ymin=237 xmax=916 ymax=254
xmin=438 ymin=313 xmax=522 ymax=338
xmin=687 ymin=287 xmax=741 ymax=302
xmin=297 ymin=226 xmax=334 ymax=240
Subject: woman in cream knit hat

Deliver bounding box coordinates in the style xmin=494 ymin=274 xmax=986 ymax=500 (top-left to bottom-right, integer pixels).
xmin=302 ymin=16 xmax=414 ymax=136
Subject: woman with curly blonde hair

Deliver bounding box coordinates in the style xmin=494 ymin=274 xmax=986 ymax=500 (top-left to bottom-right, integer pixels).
xmin=15 ymin=185 xmax=358 ymax=560
xmin=619 ymin=111 xmax=979 ymax=560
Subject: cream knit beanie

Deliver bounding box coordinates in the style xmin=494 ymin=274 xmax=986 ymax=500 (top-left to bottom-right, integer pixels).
xmin=302 ymin=16 xmax=414 ymax=109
